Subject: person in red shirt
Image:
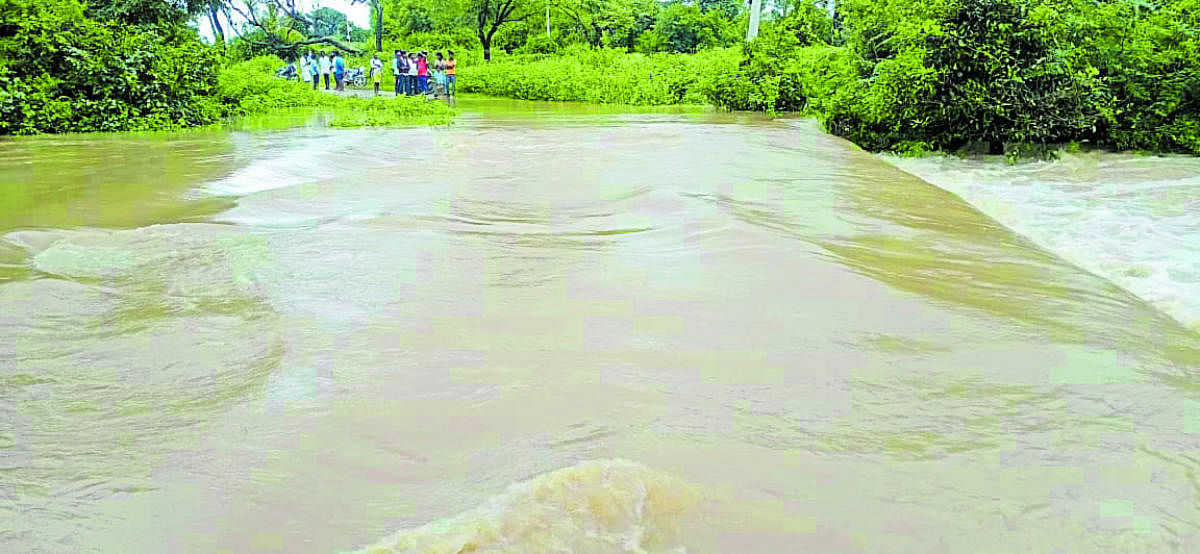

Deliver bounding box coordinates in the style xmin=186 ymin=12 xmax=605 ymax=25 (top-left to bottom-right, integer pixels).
xmin=416 ymin=52 xmax=429 ymax=94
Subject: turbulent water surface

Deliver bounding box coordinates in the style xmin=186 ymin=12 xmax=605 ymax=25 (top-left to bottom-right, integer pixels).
xmin=2 ymin=97 xmax=1199 ymax=553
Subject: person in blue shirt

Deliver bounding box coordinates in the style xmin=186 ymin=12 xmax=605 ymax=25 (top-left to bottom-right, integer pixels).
xmin=333 ymin=52 xmax=346 ymax=92
xmin=307 ymin=51 xmax=321 ymax=89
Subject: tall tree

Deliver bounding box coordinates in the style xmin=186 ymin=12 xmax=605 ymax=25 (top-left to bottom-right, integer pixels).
xmin=471 ymin=0 xmax=528 ymax=61
xmin=226 ymin=0 xmax=362 ymax=57
xmin=351 ymin=0 xmax=384 ymax=52
xmin=207 ymin=5 xmax=226 ymax=45
xmin=309 ymin=6 xmax=348 ymax=36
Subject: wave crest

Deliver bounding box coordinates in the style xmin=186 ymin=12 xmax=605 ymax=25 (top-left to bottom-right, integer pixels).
xmin=357 ymin=460 xmax=698 ymax=554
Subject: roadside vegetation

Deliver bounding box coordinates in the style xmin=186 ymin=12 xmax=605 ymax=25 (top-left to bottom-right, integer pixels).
xmin=458 ymin=47 xmax=738 ymax=105
xmin=714 ymin=0 xmax=1200 ymax=157
xmin=1 ymin=0 xmax=1197 ymax=157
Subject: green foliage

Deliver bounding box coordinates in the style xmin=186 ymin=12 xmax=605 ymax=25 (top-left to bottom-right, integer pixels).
xmin=705 ymin=3 xmax=847 ymax=112
xmin=378 ymin=0 xmax=743 ymax=58
xmin=326 ymin=94 xmax=456 ymax=126
xmin=310 ymin=6 xmax=350 ymax=37
xmin=458 ymin=46 xmax=738 ymax=105
xmin=86 ymin=0 xmax=193 ymax=25
xmin=215 ymin=56 xmax=339 ymax=115
xmin=640 ymin=2 xmax=742 ymax=53
xmin=518 ymin=33 xmax=562 ymax=54
xmin=0 ymin=0 xmax=222 ymax=134
xmin=714 ymin=0 xmax=1200 ymax=156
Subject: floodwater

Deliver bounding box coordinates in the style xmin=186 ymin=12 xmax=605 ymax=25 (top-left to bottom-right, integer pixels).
xmin=2 ymin=97 xmax=1198 ymax=553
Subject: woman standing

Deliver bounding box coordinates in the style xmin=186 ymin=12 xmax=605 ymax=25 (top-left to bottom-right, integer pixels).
xmin=445 ymin=51 xmax=457 ymax=97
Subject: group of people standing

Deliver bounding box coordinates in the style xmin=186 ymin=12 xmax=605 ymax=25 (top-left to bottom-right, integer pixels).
xmin=293 ymin=50 xmax=457 ymax=98
xmin=383 ymin=50 xmax=456 ymax=98
xmin=297 ymin=52 xmax=346 ymax=91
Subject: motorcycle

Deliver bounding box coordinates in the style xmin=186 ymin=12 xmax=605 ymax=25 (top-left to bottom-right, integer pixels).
xmin=345 ymin=67 xmax=367 ymax=88
xmin=275 ymin=65 xmax=297 ymax=80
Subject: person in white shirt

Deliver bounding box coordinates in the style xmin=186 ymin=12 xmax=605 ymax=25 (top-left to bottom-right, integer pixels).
xmin=406 ymin=52 xmax=418 ymax=95
xmin=297 ymin=54 xmax=308 ymax=83
xmin=369 ymin=54 xmax=384 ymax=95
xmin=319 ymin=54 xmax=332 ymax=90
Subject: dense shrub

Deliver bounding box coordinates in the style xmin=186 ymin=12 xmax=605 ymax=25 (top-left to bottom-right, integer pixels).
xmin=704 ymin=3 xmax=844 ymax=112
xmin=711 ymin=0 xmax=1200 ymax=156
xmin=0 ymin=0 xmax=222 ymax=134
xmin=459 ymin=46 xmax=739 ymax=105
xmin=215 ymin=56 xmax=339 ymax=115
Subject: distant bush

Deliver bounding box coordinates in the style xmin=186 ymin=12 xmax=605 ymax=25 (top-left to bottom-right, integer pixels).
xmin=459 ymin=46 xmax=739 ymax=105
xmin=0 ymin=0 xmax=222 ymax=134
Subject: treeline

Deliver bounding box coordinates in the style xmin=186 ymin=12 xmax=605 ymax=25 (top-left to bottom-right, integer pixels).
xmin=3 ymin=0 xmax=1198 ymax=158
xmin=375 ymin=0 xmax=749 ymax=59
xmin=0 ymin=0 xmax=450 ymax=133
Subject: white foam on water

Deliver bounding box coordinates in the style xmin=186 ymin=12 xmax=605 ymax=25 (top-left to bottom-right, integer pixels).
xmin=200 ymin=129 xmax=439 ymax=198
xmin=357 ymin=459 xmax=698 ymax=554
xmin=887 ymin=152 xmax=1200 ymax=331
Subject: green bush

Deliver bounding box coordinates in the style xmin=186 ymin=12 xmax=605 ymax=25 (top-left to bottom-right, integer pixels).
xmin=0 ymin=0 xmax=222 ymax=134
xmin=459 ymin=46 xmax=739 ymax=105
xmin=713 ymin=0 xmax=1200 ymax=156
xmin=705 ymin=3 xmax=847 ymax=112
xmin=215 ymin=55 xmax=340 ymax=116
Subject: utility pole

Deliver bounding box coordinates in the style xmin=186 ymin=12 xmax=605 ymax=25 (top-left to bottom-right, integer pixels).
xmin=747 ymin=0 xmax=762 ymax=41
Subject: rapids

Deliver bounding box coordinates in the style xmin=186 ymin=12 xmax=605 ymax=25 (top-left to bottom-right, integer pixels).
xmin=2 ymin=98 xmax=1198 ymax=553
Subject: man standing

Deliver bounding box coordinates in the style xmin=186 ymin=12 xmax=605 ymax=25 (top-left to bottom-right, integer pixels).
xmin=407 ymin=52 xmax=419 ymax=95
xmin=445 ymin=51 xmax=457 ymax=97
xmin=392 ymin=50 xmax=408 ymax=96
xmin=416 ymin=51 xmax=429 ymax=94
xmin=334 ymin=52 xmax=346 ymax=92
xmin=370 ymin=53 xmax=383 ymax=95
xmin=308 ymin=51 xmax=320 ymax=89
xmin=319 ymin=53 xmax=332 ymax=90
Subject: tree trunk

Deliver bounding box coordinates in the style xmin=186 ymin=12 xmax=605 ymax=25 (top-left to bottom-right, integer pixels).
xmin=209 ymin=8 xmax=225 ymax=46
xmin=481 ymin=35 xmax=492 ymax=61
xmin=747 ymin=0 xmax=762 ymax=41
xmin=374 ymin=1 xmax=383 ymax=52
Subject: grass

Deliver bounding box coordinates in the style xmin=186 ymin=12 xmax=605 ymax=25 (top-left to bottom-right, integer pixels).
xmin=326 ymin=95 xmax=456 ymax=127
